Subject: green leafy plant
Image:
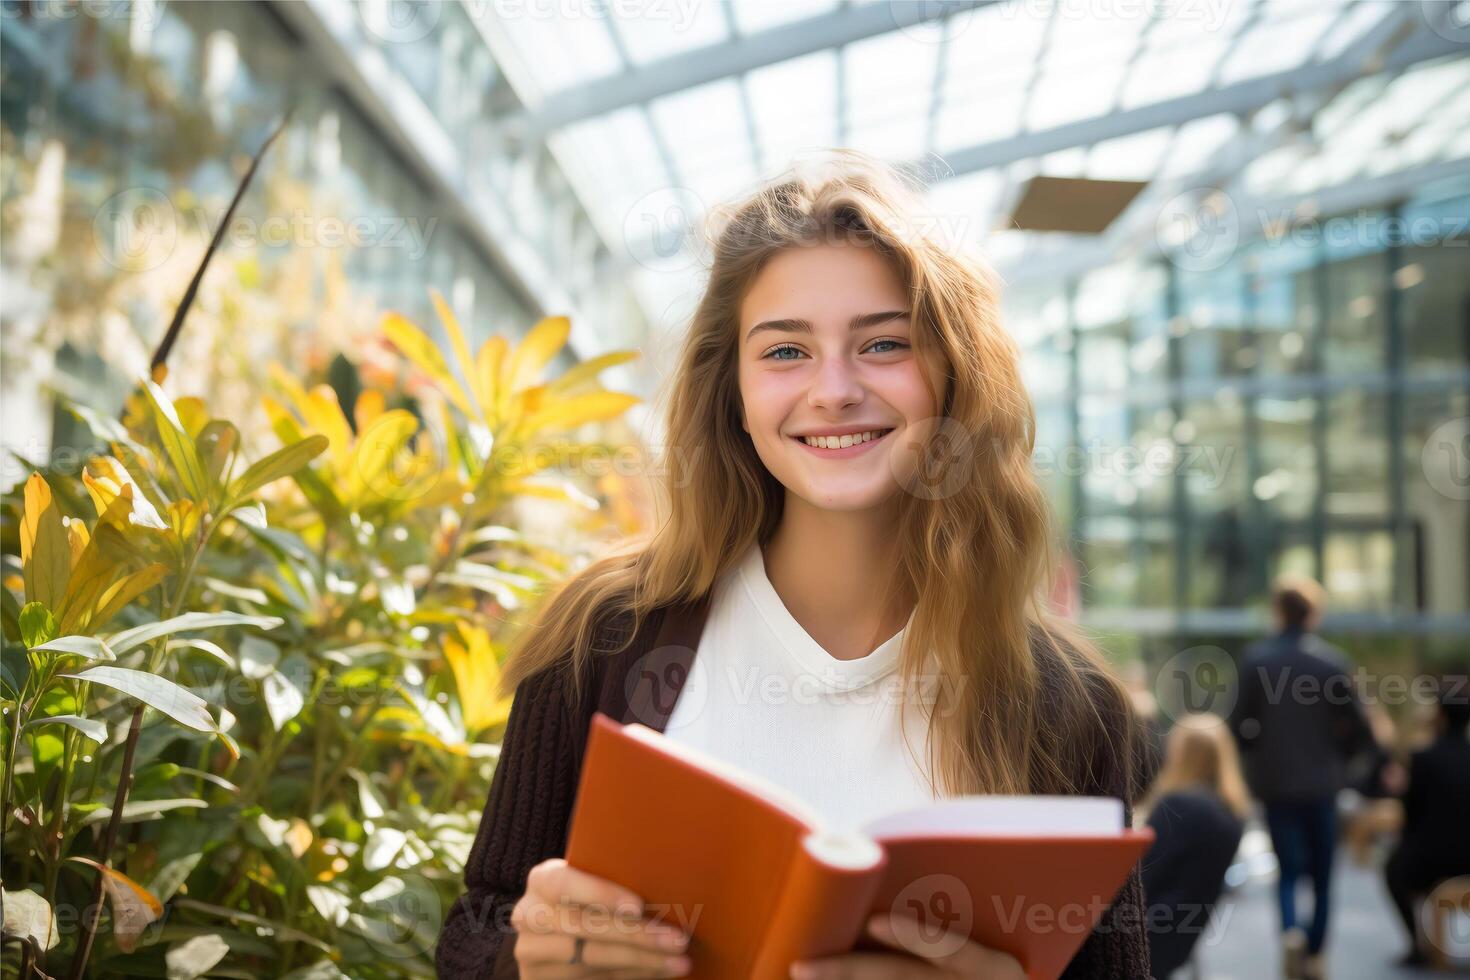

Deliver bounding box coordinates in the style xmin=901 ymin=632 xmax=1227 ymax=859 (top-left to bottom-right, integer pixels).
xmin=2 ymin=131 xmax=642 ymax=978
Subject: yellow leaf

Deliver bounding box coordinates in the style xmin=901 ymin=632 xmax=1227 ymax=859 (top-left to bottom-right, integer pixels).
xmin=501 ymin=316 xmax=571 ymax=415
xmin=82 ymin=563 xmax=168 ymax=635
xmin=82 ymin=469 xmax=124 ymax=521
xmin=354 ymin=389 xmax=386 ymax=432
xmin=268 ymin=364 xmax=316 ymax=425
xmin=174 ymin=396 xmax=209 ymax=439
xmin=20 ymin=474 xmax=69 ymax=609
xmin=302 ymin=385 xmax=354 ymax=477
xmin=475 ymin=335 xmax=507 ymax=428
xmin=522 ymin=391 xmax=639 ymax=435
xmin=285 ymin=818 xmax=313 ymax=859
xmin=444 ymin=626 xmax=513 ymax=734
xmin=57 ymin=497 xmax=146 ymax=635
xmin=68 ymin=520 xmax=90 ymax=572
xmin=430 ymin=289 xmax=482 ymax=418
xmin=382 ymin=311 xmax=473 ymax=416
xmin=348 ymin=410 xmax=421 ymax=507
xmin=69 ymin=858 xmax=163 ymax=954
xmin=545 ymin=350 xmax=639 ymax=397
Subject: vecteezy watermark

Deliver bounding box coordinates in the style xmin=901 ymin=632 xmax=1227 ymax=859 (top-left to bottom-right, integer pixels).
xmin=1420 ymin=0 xmax=1470 ymax=43
xmin=465 ymin=0 xmax=703 ymax=32
xmin=890 ymin=416 xmax=976 ymax=501
xmin=1257 ymin=210 xmax=1470 ymax=252
xmin=1244 ymin=668 xmax=1469 ymax=711
xmin=991 ymin=0 xmax=1234 ymax=32
xmin=1156 ymin=187 xmax=1470 ymax=272
xmin=1156 ymin=189 xmax=1240 ymax=273
xmin=92 ymin=191 xmax=440 ymax=271
xmin=358 ymin=0 xmax=442 ymax=44
xmin=623 ymin=642 xmax=705 ymax=728
xmin=0 ymin=0 xmax=167 ymax=29
xmin=93 ymin=187 xmax=178 ymax=273
xmin=888 ymin=874 xmax=975 ymax=957
xmin=1422 ymin=416 xmax=1470 ymax=502
xmin=1421 ymin=884 xmax=1470 ymax=961
xmin=623 ymin=186 xmax=705 ymax=273
xmin=1155 ymin=645 xmax=1239 ymax=722
xmin=1033 ymin=439 xmax=1237 ymax=490
xmin=722 ymin=664 xmax=967 ymax=713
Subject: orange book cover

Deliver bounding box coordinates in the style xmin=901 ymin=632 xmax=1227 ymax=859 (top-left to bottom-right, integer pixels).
xmin=564 ymin=713 xmax=1155 ymax=980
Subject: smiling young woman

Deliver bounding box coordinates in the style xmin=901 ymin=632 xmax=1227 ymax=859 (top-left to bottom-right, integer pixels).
xmin=436 ymin=151 xmax=1149 ymax=980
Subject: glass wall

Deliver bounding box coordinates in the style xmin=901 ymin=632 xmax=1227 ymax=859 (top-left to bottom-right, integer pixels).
xmin=0 ymin=0 xmax=634 ymax=462
xmin=1009 ymin=179 xmax=1470 ymax=668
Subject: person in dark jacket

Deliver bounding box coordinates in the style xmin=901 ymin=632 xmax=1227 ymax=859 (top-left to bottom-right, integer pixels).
xmin=1384 ymin=682 xmax=1470 ymax=967
xmin=1230 ymin=576 xmax=1375 ymax=980
xmin=1140 ymin=712 xmax=1248 ymax=978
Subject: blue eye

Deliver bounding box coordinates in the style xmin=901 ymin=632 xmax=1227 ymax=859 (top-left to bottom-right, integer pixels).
xmin=764 ymin=345 xmax=804 ymax=361
xmin=866 ymin=339 xmax=909 ymax=354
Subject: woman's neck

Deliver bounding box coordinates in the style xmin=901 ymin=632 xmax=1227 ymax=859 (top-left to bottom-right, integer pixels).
xmin=762 ymin=494 xmax=913 ymax=661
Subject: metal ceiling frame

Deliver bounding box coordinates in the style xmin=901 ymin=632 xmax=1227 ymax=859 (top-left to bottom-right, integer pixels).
xmin=512 ymin=0 xmax=995 ymax=139
xmin=939 ymin=3 xmax=1455 ymax=180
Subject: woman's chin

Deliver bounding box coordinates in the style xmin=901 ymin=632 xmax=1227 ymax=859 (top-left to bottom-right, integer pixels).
xmin=793 ymin=480 xmax=900 ymax=513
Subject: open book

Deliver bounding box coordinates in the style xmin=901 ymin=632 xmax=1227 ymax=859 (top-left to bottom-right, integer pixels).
xmin=564 ymin=713 xmax=1155 ymax=980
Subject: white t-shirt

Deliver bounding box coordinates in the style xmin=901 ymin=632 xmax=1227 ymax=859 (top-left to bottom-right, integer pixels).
xmin=663 ymin=542 xmax=940 ymax=832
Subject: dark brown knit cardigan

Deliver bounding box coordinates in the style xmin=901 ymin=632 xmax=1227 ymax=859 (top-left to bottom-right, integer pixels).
xmin=436 ymin=598 xmax=1152 ymax=980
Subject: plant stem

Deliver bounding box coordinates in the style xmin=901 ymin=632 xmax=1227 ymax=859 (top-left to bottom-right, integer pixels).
xmin=67 ymin=703 xmax=142 ymax=980
xmin=67 ymin=517 xmax=217 ymax=980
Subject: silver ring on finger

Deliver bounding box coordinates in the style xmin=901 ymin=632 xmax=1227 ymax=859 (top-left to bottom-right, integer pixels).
xmin=568 ymin=935 xmax=586 ymax=965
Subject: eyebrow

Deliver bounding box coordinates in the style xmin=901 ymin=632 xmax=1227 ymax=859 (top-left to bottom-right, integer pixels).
xmin=745 ymin=310 xmax=909 ymax=344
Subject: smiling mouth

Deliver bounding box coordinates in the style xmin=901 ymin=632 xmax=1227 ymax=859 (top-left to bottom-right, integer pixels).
xmin=793 ymin=428 xmax=895 ymax=450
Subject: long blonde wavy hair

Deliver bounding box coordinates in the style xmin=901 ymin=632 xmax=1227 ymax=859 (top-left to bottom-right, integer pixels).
xmin=501 ymin=151 xmax=1135 ymax=800
xmin=1143 ymin=713 xmax=1251 ymax=821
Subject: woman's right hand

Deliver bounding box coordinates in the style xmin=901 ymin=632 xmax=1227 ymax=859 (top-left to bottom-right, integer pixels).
xmin=511 ymin=858 xmax=693 ymax=978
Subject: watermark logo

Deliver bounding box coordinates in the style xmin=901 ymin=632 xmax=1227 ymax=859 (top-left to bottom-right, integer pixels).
xmin=623 ymin=643 xmax=706 ymax=727
xmin=360 ymin=0 xmax=442 ymax=44
xmin=1422 ymin=416 xmax=1470 ymax=501
xmin=93 ymin=187 xmax=177 ymax=272
xmin=1421 ymin=0 xmax=1470 ymax=43
xmin=1156 ymin=189 xmax=1239 ymax=272
xmin=890 ymin=416 xmax=975 ymax=501
xmin=623 ymin=186 xmax=704 ymax=273
xmin=1155 ymin=645 xmax=1238 ymax=722
xmin=887 ymin=874 xmax=974 ymax=958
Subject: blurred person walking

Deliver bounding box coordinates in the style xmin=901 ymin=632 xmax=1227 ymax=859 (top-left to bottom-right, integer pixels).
xmin=1383 ymin=681 xmax=1470 ymax=967
xmin=1230 ymin=576 xmax=1375 ymax=980
xmin=1139 ymin=713 xmax=1248 ymax=978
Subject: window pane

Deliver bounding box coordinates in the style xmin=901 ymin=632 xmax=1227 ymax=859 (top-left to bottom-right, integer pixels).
xmin=1322 ymin=250 xmax=1386 ymax=374
xmin=1398 ymin=232 xmax=1470 ymax=372
xmin=1325 ymin=390 xmax=1388 ymax=518
xmin=1403 ymin=388 xmax=1470 ymax=616
xmin=1247 ymin=242 xmax=1318 ymax=377
xmin=1182 ymin=394 xmax=1250 ymax=608
xmin=1255 ymin=396 xmax=1317 ymax=520
xmin=1177 ymin=261 xmax=1253 ymax=380
xmin=1323 ymin=530 xmax=1394 ymax=613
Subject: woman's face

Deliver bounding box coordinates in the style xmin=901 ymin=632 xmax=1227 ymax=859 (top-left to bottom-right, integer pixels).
xmin=737 ymin=242 xmax=940 ymax=512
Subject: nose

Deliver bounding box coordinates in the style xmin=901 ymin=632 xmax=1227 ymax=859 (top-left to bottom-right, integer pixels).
xmin=806 ymin=352 xmax=864 ymax=413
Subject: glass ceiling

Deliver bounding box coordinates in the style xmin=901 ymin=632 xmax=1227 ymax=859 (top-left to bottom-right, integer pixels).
xmin=479 ymin=0 xmax=1470 ymax=327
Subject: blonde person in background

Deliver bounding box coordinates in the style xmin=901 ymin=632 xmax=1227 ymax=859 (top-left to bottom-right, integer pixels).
xmin=1139 ymin=713 xmax=1249 ymax=979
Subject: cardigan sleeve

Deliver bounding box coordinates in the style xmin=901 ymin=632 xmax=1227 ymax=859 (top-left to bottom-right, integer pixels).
xmin=436 ymin=661 xmax=583 ymax=980
xmin=1057 ymin=672 xmax=1153 ymax=980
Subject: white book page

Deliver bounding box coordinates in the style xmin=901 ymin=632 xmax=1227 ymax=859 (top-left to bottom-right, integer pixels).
xmin=621 ymin=723 xmax=827 ymax=831
xmin=861 ymin=795 xmax=1124 ymax=840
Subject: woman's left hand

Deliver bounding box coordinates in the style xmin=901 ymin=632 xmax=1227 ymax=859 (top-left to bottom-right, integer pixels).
xmin=789 ymin=913 xmax=1026 ymax=979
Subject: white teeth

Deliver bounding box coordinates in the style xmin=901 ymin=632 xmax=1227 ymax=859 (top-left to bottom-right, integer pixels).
xmin=799 ymin=429 xmax=890 ymax=449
